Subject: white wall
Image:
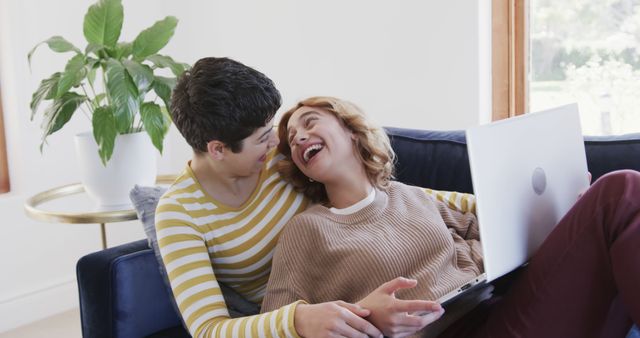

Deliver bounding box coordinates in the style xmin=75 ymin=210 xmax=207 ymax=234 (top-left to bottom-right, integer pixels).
xmin=0 ymin=0 xmax=491 ymax=331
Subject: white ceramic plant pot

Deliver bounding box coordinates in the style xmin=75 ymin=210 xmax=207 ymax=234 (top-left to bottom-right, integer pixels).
xmin=75 ymin=131 xmax=157 ymax=210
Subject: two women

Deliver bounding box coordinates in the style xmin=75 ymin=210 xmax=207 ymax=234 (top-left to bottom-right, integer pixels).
xmin=157 ymin=58 xmax=439 ymax=338
xmin=263 ymin=96 xmax=640 ymax=337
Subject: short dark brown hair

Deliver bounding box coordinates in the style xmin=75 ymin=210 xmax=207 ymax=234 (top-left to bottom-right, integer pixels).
xmin=171 ymin=57 xmax=281 ymax=153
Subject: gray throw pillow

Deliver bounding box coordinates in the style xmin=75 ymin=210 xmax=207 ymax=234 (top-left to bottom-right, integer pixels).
xmin=129 ymin=185 xmax=186 ymax=327
xmin=129 ymin=185 xmax=260 ymax=324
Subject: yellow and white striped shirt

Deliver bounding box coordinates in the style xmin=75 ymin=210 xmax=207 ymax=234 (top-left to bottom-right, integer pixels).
xmin=423 ymin=188 xmax=477 ymax=215
xmin=156 ymin=151 xmax=309 ymax=337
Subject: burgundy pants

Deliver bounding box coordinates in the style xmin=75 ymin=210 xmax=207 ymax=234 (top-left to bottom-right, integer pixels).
xmin=441 ymin=170 xmax=640 ymax=338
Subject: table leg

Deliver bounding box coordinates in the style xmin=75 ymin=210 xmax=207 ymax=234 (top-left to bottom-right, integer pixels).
xmin=100 ymin=223 xmax=107 ymax=249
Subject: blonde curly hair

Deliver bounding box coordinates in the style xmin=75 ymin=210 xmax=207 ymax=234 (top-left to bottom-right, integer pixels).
xmin=277 ymin=96 xmax=395 ymax=204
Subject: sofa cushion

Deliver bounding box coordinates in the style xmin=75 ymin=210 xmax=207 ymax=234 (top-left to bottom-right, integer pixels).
xmin=386 ymin=127 xmax=473 ymax=193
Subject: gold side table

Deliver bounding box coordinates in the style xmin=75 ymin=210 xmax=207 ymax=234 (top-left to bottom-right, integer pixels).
xmin=24 ymin=175 xmax=175 ymax=249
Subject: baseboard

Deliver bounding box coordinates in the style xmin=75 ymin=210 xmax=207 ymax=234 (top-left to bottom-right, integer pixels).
xmin=0 ymin=278 xmax=79 ymax=333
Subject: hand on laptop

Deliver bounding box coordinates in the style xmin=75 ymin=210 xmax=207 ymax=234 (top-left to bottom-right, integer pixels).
xmin=577 ymin=171 xmax=592 ymax=199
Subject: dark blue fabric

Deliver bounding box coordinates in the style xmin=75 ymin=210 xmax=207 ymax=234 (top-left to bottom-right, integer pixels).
xmin=77 ymin=240 xmax=183 ymax=338
xmin=584 ymin=133 xmax=640 ymax=181
xmin=77 ymin=127 xmax=640 ymax=338
xmin=145 ymin=326 xmax=191 ymax=338
xmin=386 ymin=128 xmax=473 ymax=193
xmin=112 ymin=248 xmax=184 ymax=337
xmin=628 ymin=325 xmax=640 ymax=338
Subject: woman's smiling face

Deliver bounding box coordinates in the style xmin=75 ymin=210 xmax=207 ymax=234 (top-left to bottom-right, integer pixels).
xmin=286 ymin=106 xmax=356 ymax=183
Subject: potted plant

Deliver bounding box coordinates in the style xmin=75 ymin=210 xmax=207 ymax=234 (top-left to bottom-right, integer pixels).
xmin=28 ymin=0 xmax=188 ymax=208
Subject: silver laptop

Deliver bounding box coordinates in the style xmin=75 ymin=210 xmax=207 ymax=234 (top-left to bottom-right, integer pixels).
xmin=437 ymin=104 xmax=590 ymax=307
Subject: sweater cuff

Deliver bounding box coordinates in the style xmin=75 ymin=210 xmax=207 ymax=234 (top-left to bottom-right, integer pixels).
xmin=288 ymin=300 xmax=308 ymax=338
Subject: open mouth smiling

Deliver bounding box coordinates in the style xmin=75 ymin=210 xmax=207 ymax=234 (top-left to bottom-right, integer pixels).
xmin=302 ymin=143 xmax=324 ymax=163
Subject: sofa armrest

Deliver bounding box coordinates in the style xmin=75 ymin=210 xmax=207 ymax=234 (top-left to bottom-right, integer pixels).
xmin=77 ymin=239 xmax=183 ymax=338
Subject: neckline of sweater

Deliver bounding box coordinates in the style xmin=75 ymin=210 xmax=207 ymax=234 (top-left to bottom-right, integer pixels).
xmin=309 ymin=183 xmax=396 ymax=224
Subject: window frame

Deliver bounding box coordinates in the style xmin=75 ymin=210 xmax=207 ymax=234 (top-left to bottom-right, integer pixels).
xmin=492 ymin=0 xmax=528 ymax=121
xmin=0 ymin=84 xmax=9 ymax=193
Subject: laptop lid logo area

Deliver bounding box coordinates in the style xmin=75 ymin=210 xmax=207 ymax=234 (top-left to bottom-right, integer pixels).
xmin=466 ymin=103 xmax=589 ymax=282
xmin=532 ymin=167 xmax=547 ymax=195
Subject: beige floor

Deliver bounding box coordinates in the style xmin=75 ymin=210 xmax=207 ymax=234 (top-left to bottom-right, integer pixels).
xmin=0 ymin=308 xmax=81 ymax=338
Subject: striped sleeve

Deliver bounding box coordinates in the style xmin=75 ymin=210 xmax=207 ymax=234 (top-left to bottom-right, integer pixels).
xmin=423 ymin=188 xmax=480 ymax=241
xmin=423 ymin=188 xmax=477 ymax=216
xmin=155 ymin=197 xmax=302 ymax=338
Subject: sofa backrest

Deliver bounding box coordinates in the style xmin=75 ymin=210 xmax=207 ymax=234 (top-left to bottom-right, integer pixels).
xmin=584 ymin=134 xmax=640 ymax=181
xmin=386 ymin=127 xmax=640 ymax=194
xmin=387 ymin=128 xmax=473 ymax=193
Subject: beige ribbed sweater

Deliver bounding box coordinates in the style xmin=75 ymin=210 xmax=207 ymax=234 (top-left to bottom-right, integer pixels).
xmin=262 ymin=181 xmax=484 ymax=313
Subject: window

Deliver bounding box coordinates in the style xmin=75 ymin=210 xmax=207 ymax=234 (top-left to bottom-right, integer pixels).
xmin=494 ymin=0 xmax=640 ymax=135
xmin=530 ymin=0 xmax=640 ymax=135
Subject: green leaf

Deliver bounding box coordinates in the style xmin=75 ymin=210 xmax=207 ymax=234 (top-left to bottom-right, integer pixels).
xmin=90 ymin=93 xmax=107 ymax=110
xmin=28 ymin=36 xmax=81 ymax=67
xmin=83 ymin=0 xmax=123 ymax=48
xmin=56 ymin=54 xmax=87 ymax=98
xmin=95 ymin=93 xmax=107 ymax=105
xmin=85 ymin=43 xmax=104 ymax=56
xmin=86 ymin=56 xmax=100 ymax=68
xmin=40 ymin=93 xmax=86 ymax=151
xmin=160 ymin=105 xmax=172 ymax=130
xmin=132 ymin=16 xmax=178 ymax=60
xmin=105 ymin=59 xmax=139 ymax=133
xmin=114 ymin=42 xmax=133 ymax=59
xmin=140 ymin=102 xmax=168 ymax=153
xmin=30 ymin=72 xmax=62 ymax=120
xmin=88 ymin=68 xmax=97 ymax=87
xmin=146 ymin=54 xmax=186 ymax=76
xmin=92 ymin=106 xmax=118 ymax=165
xmin=152 ymin=75 xmax=176 ymax=109
xmin=85 ymin=57 xmax=100 ymax=88
xmin=122 ymin=59 xmax=154 ymax=94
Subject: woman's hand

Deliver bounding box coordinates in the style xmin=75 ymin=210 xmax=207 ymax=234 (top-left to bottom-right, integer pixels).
xmin=357 ymin=277 xmax=445 ymax=338
xmin=578 ymin=171 xmax=593 ymax=199
xmin=294 ymin=301 xmax=383 ymax=338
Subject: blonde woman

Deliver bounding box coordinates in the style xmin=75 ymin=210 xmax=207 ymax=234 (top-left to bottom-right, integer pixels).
xmin=262 ymin=96 xmax=640 ymax=337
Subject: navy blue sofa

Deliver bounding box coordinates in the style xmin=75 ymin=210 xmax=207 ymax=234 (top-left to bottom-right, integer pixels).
xmin=76 ymin=127 xmax=640 ymax=338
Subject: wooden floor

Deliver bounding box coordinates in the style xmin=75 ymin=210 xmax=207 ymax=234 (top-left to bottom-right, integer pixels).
xmin=0 ymin=308 xmax=81 ymax=338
